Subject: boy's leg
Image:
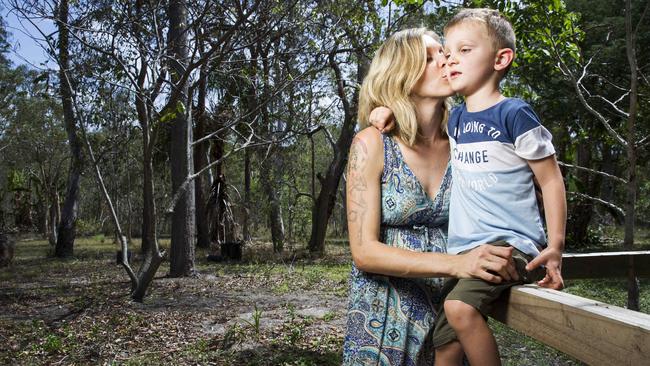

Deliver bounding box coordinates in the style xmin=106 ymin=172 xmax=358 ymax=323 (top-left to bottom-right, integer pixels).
xmin=441 ymin=241 xmax=543 ymax=366
xmin=432 ymin=279 xmax=464 ymax=366
xmin=444 ymin=299 xmax=500 ymax=366
xmin=434 ymin=340 xmax=463 ymax=366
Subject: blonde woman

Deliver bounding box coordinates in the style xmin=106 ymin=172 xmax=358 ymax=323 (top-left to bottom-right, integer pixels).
xmin=343 ymin=28 xmax=517 ymax=365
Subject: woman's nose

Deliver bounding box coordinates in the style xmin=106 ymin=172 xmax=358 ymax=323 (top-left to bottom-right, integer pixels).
xmin=435 ymin=53 xmax=447 ymax=68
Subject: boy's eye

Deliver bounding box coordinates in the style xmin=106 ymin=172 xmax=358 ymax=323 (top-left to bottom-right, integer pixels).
xmin=461 ymin=47 xmax=471 ymax=53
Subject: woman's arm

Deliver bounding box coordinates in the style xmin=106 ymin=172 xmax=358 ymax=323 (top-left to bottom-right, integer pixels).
xmin=347 ymin=128 xmax=517 ymax=282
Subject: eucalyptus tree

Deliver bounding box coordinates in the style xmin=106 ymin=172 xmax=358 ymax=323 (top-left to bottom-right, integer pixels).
xmin=306 ymin=0 xmax=385 ymax=256
xmin=2 ymin=69 xmax=67 ymax=243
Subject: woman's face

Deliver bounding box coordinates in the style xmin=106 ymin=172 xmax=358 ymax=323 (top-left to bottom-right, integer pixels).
xmin=411 ymin=35 xmax=453 ymax=99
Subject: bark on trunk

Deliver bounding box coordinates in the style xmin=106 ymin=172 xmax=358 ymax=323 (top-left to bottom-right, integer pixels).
xmin=54 ymin=0 xmax=82 ymax=258
xmin=207 ymin=137 xmax=226 ymax=248
xmin=48 ymin=191 xmax=60 ymax=246
xmin=260 ymin=159 xmax=284 ymax=253
xmin=243 ymin=149 xmax=251 ymax=242
xmin=308 ymin=51 xmax=367 ymax=256
xmin=168 ymin=0 xmax=196 ymax=277
xmin=623 ymin=0 xmax=640 ymax=311
xmin=567 ymin=142 xmax=598 ymax=248
xmin=194 ymin=52 xmax=210 ymax=249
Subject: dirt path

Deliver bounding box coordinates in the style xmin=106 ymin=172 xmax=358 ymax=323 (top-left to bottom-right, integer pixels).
xmin=1 ymin=238 xmax=584 ymax=365
xmin=0 ymin=240 xmax=352 ymax=365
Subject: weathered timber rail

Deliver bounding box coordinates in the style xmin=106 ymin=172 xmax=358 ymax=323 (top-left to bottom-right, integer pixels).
xmin=491 ymin=251 xmax=650 ymax=366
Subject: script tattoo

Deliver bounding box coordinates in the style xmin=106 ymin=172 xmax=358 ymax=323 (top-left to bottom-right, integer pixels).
xmin=347 ymin=137 xmax=369 ymax=245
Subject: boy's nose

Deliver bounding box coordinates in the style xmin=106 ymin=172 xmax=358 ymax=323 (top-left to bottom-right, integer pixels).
xmin=446 ymin=53 xmax=458 ymax=65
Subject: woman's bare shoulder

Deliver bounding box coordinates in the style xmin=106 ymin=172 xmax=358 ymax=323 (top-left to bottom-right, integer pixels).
xmin=352 ymin=126 xmax=384 ymax=155
xmin=348 ymin=127 xmax=384 ymax=174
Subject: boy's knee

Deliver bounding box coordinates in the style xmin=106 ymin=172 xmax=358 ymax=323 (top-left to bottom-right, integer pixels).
xmin=444 ymin=299 xmax=480 ymax=330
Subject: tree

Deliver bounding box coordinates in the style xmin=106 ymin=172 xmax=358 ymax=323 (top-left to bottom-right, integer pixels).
xmin=308 ymin=1 xmax=381 ymax=256
xmin=167 ymin=0 xmax=196 ymax=277
xmin=53 ymin=0 xmax=83 ymax=258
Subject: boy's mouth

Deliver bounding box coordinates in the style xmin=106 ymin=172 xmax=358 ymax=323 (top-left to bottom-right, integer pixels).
xmin=449 ymin=71 xmax=462 ymax=79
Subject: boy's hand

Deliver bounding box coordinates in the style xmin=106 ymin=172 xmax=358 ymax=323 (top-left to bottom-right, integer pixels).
xmin=526 ymin=247 xmax=564 ymax=290
xmin=368 ymin=106 xmax=395 ymax=132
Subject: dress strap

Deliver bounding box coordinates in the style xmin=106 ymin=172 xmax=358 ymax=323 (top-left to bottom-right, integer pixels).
xmin=381 ymin=133 xmax=400 ymax=182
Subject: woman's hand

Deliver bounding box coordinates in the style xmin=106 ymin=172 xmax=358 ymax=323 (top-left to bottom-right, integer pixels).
xmin=369 ymin=106 xmax=395 ymax=132
xmin=454 ymin=245 xmax=518 ymax=283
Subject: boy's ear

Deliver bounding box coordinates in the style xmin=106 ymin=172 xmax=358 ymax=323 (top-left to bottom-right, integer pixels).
xmin=494 ymin=48 xmax=514 ymax=71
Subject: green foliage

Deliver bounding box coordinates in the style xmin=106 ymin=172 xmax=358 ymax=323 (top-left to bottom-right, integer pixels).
xmin=385 ymin=0 xmax=428 ymax=6
xmin=159 ymin=100 xmax=186 ymax=124
xmin=6 ymin=169 xmax=27 ymax=192
xmin=241 ymin=304 xmax=263 ymax=338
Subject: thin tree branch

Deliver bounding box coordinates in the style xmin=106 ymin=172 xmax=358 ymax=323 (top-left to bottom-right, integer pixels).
xmin=568 ymin=191 xmax=625 ymax=217
xmin=558 ymin=161 xmax=627 ymax=184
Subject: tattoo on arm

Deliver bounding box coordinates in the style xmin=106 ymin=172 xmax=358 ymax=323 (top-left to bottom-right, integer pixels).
xmin=347 ymin=137 xmax=370 ymax=245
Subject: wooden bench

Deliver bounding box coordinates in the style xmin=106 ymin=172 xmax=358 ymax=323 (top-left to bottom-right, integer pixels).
xmin=491 ymin=251 xmax=650 ymax=365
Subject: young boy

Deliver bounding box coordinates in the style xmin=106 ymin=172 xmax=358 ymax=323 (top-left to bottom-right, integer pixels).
xmin=370 ymin=8 xmax=566 ymax=366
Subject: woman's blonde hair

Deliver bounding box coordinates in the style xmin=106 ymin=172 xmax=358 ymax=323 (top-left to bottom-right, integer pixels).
xmin=358 ymin=28 xmax=449 ymax=146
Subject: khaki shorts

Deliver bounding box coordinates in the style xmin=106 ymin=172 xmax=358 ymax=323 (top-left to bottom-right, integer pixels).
xmin=432 ymin=241 xmax=546 ymax=347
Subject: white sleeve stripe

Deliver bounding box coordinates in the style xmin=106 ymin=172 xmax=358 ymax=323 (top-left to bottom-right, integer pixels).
xmin=514 ymin=126 xmax=555 ymax=160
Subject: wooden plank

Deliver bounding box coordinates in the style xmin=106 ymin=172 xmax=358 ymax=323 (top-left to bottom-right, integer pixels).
xmin=562 ymin=251 xmax=650 ymax=279
xmin=492 ymin=285 xmax=650 ymax=366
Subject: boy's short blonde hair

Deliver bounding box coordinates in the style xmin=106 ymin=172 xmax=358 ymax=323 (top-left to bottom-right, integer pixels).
xmin=358 ymin=28 xmax=449 ymax=146
xmin=444 ymin=8 xmax=516 ymax=54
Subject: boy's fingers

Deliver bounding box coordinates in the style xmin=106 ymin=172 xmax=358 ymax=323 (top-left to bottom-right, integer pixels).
xmin=525 ymin=255 xmax=542 ymax=271
xmin=548 ymin=269 xmax=564 ymax=290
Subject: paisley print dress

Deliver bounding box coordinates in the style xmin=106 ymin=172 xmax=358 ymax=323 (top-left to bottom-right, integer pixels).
xmin=342 ymin=134 xmax=451 ymax=366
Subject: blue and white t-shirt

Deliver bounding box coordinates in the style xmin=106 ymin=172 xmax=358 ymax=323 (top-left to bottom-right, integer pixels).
xmin=447 ymin=98 xmax=555 ymax=257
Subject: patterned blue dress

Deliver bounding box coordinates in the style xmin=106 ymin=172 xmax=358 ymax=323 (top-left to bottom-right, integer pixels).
xmin=343 ymin=134 xmax=451 ymax=366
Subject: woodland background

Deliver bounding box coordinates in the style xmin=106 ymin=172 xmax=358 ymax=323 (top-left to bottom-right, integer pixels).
xmin=0 ymin=0 xmax=648 ymax=364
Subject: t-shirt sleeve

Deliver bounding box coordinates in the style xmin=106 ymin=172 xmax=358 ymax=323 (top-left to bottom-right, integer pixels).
xmin=511 ymin=104 xmax=556 ymax=160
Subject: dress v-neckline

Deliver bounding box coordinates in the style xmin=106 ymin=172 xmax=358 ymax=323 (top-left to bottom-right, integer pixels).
xmin=390 ymin=136 xmax=450 ymax=203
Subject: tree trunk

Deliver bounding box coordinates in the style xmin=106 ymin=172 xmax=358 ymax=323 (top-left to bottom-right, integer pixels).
xmin=48 ymin=190 xmax=60 ymax=246
xmin=54 ymin=0 xmax=82 ymax=258
xmin=133 ymin=42 xmax=164 ymax=302
xmin=624 ymin=145 xmax=639 ymax=310
xmin=194 ymin=64 xmax=210 ymax=249
xmin=623 ymin=0 xmax=640 ymax=311
xmin=567 ymin=141 xmax=598 ymax=248
xmin=168 ymin=0 xmax=195 ymax=277
xmin=243 ymin=148 xmax=251 ymax=242
xmin=260 ymin=159 xmax=284 ymax=253
xmin=207 ymin=137 xmax=226 ymax=248
xmin=308 ymin=51 xmax=367 ymax=256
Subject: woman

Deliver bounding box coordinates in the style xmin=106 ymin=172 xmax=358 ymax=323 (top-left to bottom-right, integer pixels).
xmin=343 ymin=28 xmax=517 ymax=365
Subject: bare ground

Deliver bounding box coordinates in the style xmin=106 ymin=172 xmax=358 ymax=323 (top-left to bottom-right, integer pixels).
xmin=0 ymin=236 xmax=583 ymax=365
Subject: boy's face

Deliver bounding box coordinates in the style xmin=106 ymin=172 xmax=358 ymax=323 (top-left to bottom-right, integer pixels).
xmin=444 ymin=22 xmax=499 ymax=96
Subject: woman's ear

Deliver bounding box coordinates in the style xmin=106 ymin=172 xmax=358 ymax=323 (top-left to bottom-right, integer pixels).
xmin=494 ymin=48 xmax=514 ymax=71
